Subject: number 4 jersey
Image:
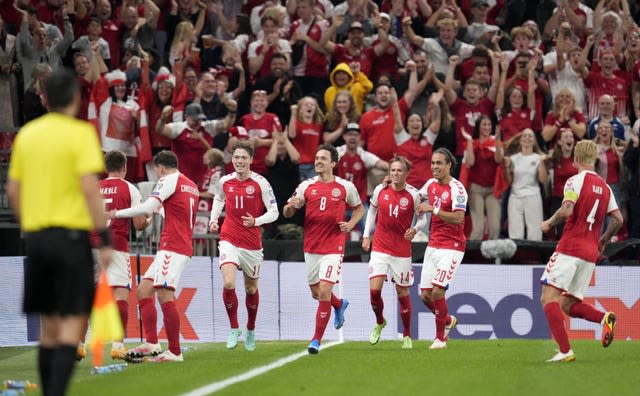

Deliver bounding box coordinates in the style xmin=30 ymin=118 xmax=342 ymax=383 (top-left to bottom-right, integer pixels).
xmin=556 ymin=170 xmax=619 ymax=262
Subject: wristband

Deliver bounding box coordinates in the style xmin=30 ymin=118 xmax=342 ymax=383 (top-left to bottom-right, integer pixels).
xmin=98 ymin=229 xmax=112 ymax=248
xmin=433 ymin=206 xmax=440 ymax=216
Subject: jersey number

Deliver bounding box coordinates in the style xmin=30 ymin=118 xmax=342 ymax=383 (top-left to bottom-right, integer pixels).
xmin=319 ymin=197 xmax=327 ymax=211
xmin=235 ymin=195 xmax=244 ymax=209
xmin=586 ymin=199 xmax=600 ymax=231
xmin=388 ymin=204 xmax=399 ymax=218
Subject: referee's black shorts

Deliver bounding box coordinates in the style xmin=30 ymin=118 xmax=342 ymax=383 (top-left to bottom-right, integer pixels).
xmin=23 ymin=228 xmax=95 ymax=316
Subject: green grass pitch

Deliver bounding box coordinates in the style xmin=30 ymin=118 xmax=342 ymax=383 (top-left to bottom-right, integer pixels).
xmin=1 ymin=340 xmax=639 ymax=396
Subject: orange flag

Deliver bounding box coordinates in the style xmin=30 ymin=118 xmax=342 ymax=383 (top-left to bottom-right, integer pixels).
xmin=89 ymin=271 xmax=124 ymax=366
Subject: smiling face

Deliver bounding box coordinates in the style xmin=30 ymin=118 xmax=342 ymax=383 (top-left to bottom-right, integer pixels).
xmin=407 ymin=114 xmax=423 ymax=138
xmin=509 ymin=88 xmax=524 ymax=109
xmin=299 ymin=98 xmax=316 ymax=118
xmin=389 ymin=159 xmax=409 ymax=187
xmin=232 ymin=147 xmax=253 ymax=175
xmin=157 ymin=81 xmax=173 ymax=103
xmin=251 ymin=93 xmax=268 ymax=114
xmin=598 ymin=95 xmax=615 ymax=117
xmin=314 ymin=149 xmax=336 ymax=175
xmin=431 ymin=152 xmax=451 ymax=183
xmin=334 ymin=93 xmax=352 ymax=114
xmin=519 ymin=129 xmax=535 ymax=150
xmin=114 ymin=83 xmax=127 ymax=100
xmin=597 ymin=122 xmax=613 ymax=144
xmin=478 ymin=117 xmax=492 ymax=137
xmin=375 ymin=85 xmax=391 ymax=109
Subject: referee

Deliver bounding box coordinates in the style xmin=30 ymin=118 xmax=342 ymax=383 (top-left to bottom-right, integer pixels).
xmin=7 ymin=68 xmax=113 ymax=396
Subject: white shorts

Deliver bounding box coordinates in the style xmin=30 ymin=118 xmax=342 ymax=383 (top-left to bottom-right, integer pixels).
xmin=92 ymin=249 xmax=131 ymax=288
xmin=143 ymin=250 xmax=189 ymax=290
xmin=540 ymin=252 xmax=595 ymax=301
xmin=218 ymin=240 xmax=263 ymax=279
xmin=419 ymin=247 xmax=464 ymax=290
xmin=305 ymin=253 xmax=343 ymax=285
xmin=368 ymin=251 xmax=413 ymax=287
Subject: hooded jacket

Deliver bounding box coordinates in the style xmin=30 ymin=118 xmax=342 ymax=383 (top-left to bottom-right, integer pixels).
xmin=324 ymin=62 xmax=372 ymax=114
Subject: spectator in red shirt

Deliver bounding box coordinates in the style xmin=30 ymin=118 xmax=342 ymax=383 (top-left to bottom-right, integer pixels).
xmin=288 ymin=96 xmax=324 ymax=181
xmin=549 ymin=128 xmax=577 ymax=236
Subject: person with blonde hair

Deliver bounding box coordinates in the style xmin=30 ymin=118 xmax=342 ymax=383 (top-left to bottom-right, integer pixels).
xmin=503 ymin=128 xmax=548 ymax=241
xmin=540 ymin=139 xmax=623 ymax=362
xmin=593 ymin=120 xmax=626 ymax=224
xmin=323 ymin=91 xmax=360 ymax=145
xmin=542 ymin=88 xmax=587 ymax=149
xmin=288 ymin=96 xmax=325 ymax=180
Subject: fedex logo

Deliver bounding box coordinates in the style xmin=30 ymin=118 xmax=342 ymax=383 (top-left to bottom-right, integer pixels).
xmin=407 ymin=267 xmax=640 ymax=340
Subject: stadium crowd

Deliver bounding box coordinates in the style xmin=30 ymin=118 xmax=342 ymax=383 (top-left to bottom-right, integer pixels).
xmin=2 ymin=0 xmax=640 ymax=241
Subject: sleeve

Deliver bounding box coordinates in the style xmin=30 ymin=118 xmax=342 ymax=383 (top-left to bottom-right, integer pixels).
xmin=168 ymin=122 xmax=184 ymax=139
xmin=203 ymin=119 xmax=224 ymax=136
xmin=209 ymin=179 xmax=226 ymax=222
xmin=278 ymin=39 xmax=292 ymax=54
xmin=362 ymin=203 xmax=378 ymax=238
xmin=369 ymin=185 xmax=382 ymax=208
xmin=254 ymin=179 xmax=279 ymax=226
xmin=359 ymin=148 xmax=382 ymax=168
xmin=451 ymin=182 xmax=468 ymax=212
xmin=418 ymin=180 xmax=431 ymax=202
xmin=562 ymin=174 xmax=581 ymax=203
xmin=129 ymin=183 xmax=143 ymax=206
xmin=150 ymin=173 xmax=178 ymax=202
xmin=288 ymin=181 xmax=308 ymax=208
xmin=394 ymin=129 xmax=411 ymax=145
xmin=424 ymin=128 xmax=437 ymax=145
xmin=606 ymin=184 xmax=620 ymax=213
xmin=247 ymin=41 xmax=259 ymax=58
xmin=116 ymin=197 xmax=162 ymax=218
xmin=345 ymin=181 xmax=362 ymax=207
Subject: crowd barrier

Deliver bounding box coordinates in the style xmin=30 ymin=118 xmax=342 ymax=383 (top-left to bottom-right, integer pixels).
xmin=1 ymin=256 xmax=638 ymax=346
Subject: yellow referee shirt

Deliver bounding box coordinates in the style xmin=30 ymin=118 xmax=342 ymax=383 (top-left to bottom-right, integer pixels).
xmin=8 ymin=113 xmax=104 ymax=231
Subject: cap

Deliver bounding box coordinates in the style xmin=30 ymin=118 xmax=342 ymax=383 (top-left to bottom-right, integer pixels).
xmin=185 ymin=103 xmax=207 ymax=120
xmin=379 ymin=12 xmax=390 ymax=21
xmin=106 ymin=69 xmax=126 ymax=87
xmin=152 ymin=67 xmax=176 ymax=90
xmin=348 ymin=21 xmax=364 ymax=32
xmin=471 ymin=0 xmax=490 ymax=7
xmin=345 ymin=123 xmax=360 ymax=133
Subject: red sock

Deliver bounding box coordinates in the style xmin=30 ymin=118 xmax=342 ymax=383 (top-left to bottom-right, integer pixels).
xmin=369 ymin=289 xmax=385 ymax=324
xmin=423 ymin=298 xmax=435 ymax=314
xmin=330 ymin=293 xmax=342 ymax=310
xmin=568 ymin=302 xmax=605 ymax=324
xmin=161 ymin=301 xmax=181 ymax=356
xmin=139 ymin=298 xmax=158 ymax=344
xmin=246 ymin=290 xmax=259 ymax=331
xmin=398 ymin=295 xmax=412 ymax=337
xmin=433 ymin=297 xmax=448 ymax=341
xmin=312 ymin=300 xmax=332 ymax=341
xmin=544 ymin=302 xmax=571 ymax=353
xmin=116 ymin=300 xmax=128 ymax=336
xmin=223 ymin=288 xmax=239 ymax=328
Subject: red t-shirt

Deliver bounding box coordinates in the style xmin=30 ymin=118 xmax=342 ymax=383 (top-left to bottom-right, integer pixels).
xmin=360 ymin=98 xmax=409 ymax=161
xmin=292 ymin=119 xmax=323 ymax=165
xmin=239 ymin=112 xmax=282 ymax=176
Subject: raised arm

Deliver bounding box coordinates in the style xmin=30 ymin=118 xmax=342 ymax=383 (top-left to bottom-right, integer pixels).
xmin=319 ymin=13 xmax=343 ymax=54
xmin=443 ymin=55 xmax=459 ymax=105
xmin=486 ymin=51 xmax=501 ymax=103
xmin=403 ymin=16 xmax=425 ymax=47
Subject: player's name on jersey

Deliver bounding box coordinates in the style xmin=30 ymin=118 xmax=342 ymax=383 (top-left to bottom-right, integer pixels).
xmin=101 ymin=186 xmax=119 ymax=195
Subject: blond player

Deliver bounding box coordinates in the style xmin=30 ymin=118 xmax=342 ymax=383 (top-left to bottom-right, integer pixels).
xmin=539 ymin=140 xmax=623 ymax=362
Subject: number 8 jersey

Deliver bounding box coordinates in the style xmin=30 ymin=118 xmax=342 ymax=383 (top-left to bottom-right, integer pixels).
xmin=292 ymin=176 xmax=361 ymax=255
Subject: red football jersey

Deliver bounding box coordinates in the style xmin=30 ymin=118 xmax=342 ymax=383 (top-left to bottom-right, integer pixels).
xmin=332 ymin=44 xmax=375 ymax=77
xmin=450 ymin=97 xmax=495 ymax=157
xmin=292 ymin=119 xmax=323 ymax=165
xmin=214 ymin=172 xmax=277 ymax=250
xmin=419 ymin=178 xmax=468 ymax=252
xmin=151 ymin=171 xmax=199 ymax=257
xmin=360 ymin=98 xmax=409 ymax=161
xmin=370 ymin=184 xmax=421 ymax=257
xmin=91 ymin=177 xmax=142 ymax=252
xmin=556 ymin=171 xmax=619 ymax=262
xmin=292 ymin=176 xmax=361 ymax=254
xmin=239 ymin=112 xmax=282 ymax=176
xmin=168 ymin=120 xmax=223 ymax=186
xmin=552 ymin=156 xmax=578 ymax=198
xmin=337 ymin=146 xmax=381 ymax=203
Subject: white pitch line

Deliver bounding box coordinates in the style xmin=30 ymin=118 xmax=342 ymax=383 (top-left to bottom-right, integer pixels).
xmin=180 ymin=341 xmax=344 ymax=396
